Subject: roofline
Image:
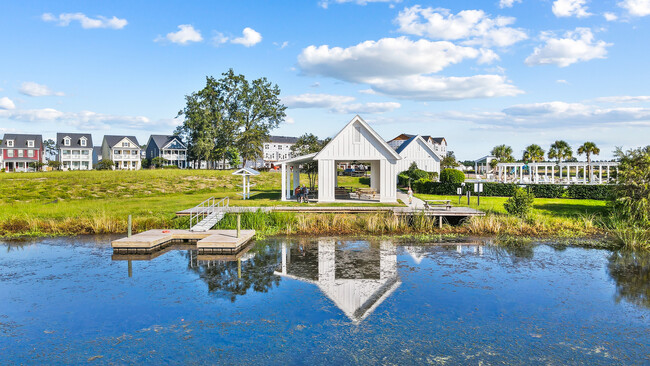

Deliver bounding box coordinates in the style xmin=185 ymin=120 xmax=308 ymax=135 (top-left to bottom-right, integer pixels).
xmin=398 ymin=135 xmax=441 ymax=161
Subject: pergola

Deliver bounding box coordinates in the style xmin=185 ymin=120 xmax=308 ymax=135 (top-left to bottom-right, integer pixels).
xmin=495 ymin=161 xmax=619 ymax=184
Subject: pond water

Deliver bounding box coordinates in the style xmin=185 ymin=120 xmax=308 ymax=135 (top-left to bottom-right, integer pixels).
xmin=0 ymin=237 xmax=648 ymax=365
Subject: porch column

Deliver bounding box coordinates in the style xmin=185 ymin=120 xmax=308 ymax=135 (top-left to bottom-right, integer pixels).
xmin=370 ymin=161 xmax=380 ymax=191
xmin=293 ymin=165 xmax=300 ymax=192
xmin=281 ymin=163 xmax=287 ymax=201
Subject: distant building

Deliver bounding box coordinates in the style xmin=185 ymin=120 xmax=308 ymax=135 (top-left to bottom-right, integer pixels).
xmin=474 ymin=155 xmax=496 ymax=175
xmin=394 ymin=135 xmax=441 ymax=174
xmin=261 ymin=136 xmax=299 ymax=167
xmin=101 ymin=135 xmax=142 ymax=170
xmin=1 ymin=134 xmax=44 ymax=172
xmin=145 ymin=135 xmax=187 ymax=168
xmin=56 ymin=133 xmax=93 ymax=170
xmin=388 ymin=134 xmax=447 ymax=157
xmin=92 ymin=146 xmax=102 ymax=167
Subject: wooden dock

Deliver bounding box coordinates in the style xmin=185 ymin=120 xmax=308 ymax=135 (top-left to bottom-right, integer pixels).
xmin=111 ymin=229 xmax=255 ymax=253
xmin=176 ymin=205 xmax=484 ymax=217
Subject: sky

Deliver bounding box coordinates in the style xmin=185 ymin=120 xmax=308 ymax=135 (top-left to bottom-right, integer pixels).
xmin=1 ymin=0 xmax=649 ymax=161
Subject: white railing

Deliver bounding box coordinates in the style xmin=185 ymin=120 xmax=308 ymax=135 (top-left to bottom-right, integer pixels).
xmin=189 ymin=197 xmax=229 ymax=229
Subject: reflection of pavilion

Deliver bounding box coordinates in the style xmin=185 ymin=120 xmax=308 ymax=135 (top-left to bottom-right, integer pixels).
xmin=403 ymin=244 xmax=485 ymax=264
xmin=275 ymin=240 xmax=401 ymax=323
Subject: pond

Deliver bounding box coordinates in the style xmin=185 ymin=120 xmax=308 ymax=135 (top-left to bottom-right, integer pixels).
xmin=0 ymin=237 xmax=648 ymax=364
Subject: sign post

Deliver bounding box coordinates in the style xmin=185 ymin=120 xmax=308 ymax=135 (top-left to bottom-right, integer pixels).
xmin=457 ymin=187 xmax=462 ymax=205
xmin=474 ymin=183 xmax=484 ymax=206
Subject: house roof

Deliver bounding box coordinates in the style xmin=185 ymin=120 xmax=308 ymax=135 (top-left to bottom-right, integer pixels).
xmin=394 ymin=135 xmax=418 ymax=154
xmin=395 ymin=135 xmax=441 ymax=161
xmin=103 ymin=135 xmax=140 ymax=148
xmin=148 ymin=135 xmax=186 ymax=149
xmin=56 ymin=133 xmax=93 ymax=148
xmin=93 ymin=146 xmax=102 ymax=156
xmin=1 ymin=134 xmax=43 ymax=148
xmin=268 ymin=135 xmax=299 ymax=144
xmin=390 ymin=134 xmax=446 ymax=145
xmin=314 ymin=115 xmax=402 ymax=161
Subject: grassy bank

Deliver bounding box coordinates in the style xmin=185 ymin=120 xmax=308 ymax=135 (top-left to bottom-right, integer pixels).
xmin=0 ymin=169 xmax=628 ymax=246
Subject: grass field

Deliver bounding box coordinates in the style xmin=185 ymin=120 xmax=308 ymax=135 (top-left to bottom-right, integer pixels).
xmin=0 ymin=169 xmax=616 ymax=241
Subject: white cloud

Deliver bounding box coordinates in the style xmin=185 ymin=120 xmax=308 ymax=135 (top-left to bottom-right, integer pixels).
xmin=395 ymin=6 xmax=528 ymax=48
xmin=156 ymin=25 xmax=203 ymax=45
xmin=212 ymin=32 xmax=229 ymax=46
xmin=500 ymin=0 xmax=522 ymax=8
xmin=525 ymin=28 xmax=611 ymax=67
xmin=283 ymin=93 xmax=355 ymax=108
xmin=556 ymin=79 xmax=569 ymax=84
xmin=231 ymin=27 xmax=262 ymax=47
xmin=0 ymin=107 xmax=154 ymax=130
xmin=19 ymin=82 xmax=65 ymax=97
xmin=274 ymin=41 xmax=289 ymax=49
xmin=299 ymin=37 xmax=480 ymax=82
xmin=368 ymin=74 xmax=523 ymax=101
xmin=603 ymin=12 xmax=619 ymax=21
xmin=478 ymin=48 xmax=500 ymax=64
xmin=359 ymin=89 xmax=377 ymax=95
xmin=41 ymin=12 xmax=127 ymax=29
xmin=552 ymin=0 xmax=592 ymax=18
xmin=319 ymin=0 xmax=401 ymax=9
xmin=594 ymin=95 xmax=650 ymax=103
xmin=285 ymin=116 xmax=295 ymax=124
xmin=331 ymin=102 xmax=401 ymax=114
xmin=0 ymin=97 xmax=16 ymax=110
xmin=619 ymin=0 xmax=650 ymax=16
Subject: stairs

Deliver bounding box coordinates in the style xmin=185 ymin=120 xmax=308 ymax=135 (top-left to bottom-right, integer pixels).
xmin=190 ymin=211 xmax=225 ymax=232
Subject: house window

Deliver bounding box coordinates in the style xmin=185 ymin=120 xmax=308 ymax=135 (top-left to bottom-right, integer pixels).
xmin=265 ymin=144 xmax=269 ymax=149
xmin=278 ymin=145 xmax=282 ymax=150
xmin=7 ymin=150 xmax=13 ymax=157
xmin=18 ymin=150 xmax=24 ymax=157
xmin=122 ymin=142 xmax=129 ymax=147
xmin=63 ymin=150 xmax=70 ymax=155
xmin=132 ymin=150 xmax=138 ymax=155
xmin=80 ymin=139 xmax=87 ymax=147
xmin=27 ymin=140 xmax=34 ymax=148
xmin=28 ymin=150 xmax=34 ymax=157
xmin=7 ymin=140 xmax=14 ymax=147
xmin=64 ymin=138 xmax=70 ymax=146
xmin=82 ymin=150 xmax=89 ymax=156
xmin=132 ymin=161 xmax=136 ymax=167
xmin=354 ymin=126 xmax=361 ymax=143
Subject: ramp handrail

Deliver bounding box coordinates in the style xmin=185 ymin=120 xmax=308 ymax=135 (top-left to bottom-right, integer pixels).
xmin=189 ymin=197 xmax=229 ymax=230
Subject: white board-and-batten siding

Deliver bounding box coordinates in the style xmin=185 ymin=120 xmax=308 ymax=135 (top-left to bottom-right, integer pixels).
xmin=316 ymin=122 xmax=397 ymax=162
xmin=396 ymin=138 xmax=440 ymax=174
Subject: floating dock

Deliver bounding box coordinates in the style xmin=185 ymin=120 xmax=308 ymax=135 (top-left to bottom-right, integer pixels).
xmin=111 ymin=229 xmax=255 ymax=253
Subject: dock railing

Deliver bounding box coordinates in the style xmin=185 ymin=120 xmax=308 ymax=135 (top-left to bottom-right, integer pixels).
xmin=189 ymin=197 xmax=229 ymax=230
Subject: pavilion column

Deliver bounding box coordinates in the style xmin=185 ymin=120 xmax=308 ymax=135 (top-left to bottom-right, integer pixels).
xmin=281 ymin=163 xmax=287 ymax=201
xmin=607 ymin=166 xmax=610 ymax=183
xmin=293 ymin=165 xmax=300 ymax=192
xmin=519 ymin=165 xmax=523 ymax=181
xmin=599 ymin=165 xmax=603 ymax=184
xmin=370 ymin=161 xmax=380 ymax=191
xmin=287 ymin=165 xmax=293 ymax=199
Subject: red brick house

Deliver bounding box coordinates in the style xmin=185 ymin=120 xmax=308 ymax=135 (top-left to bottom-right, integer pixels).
xmin=1 ymin=134 xmax=44 ymax=172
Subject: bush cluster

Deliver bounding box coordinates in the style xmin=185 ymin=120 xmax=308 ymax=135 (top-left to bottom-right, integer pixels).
xmin=504 ymin=188 xmax=535 ymax=218
xmin=440 ymin=169 xmax=465 ymax=183
xmin=411 ymin=181 xmax=614 ymax=200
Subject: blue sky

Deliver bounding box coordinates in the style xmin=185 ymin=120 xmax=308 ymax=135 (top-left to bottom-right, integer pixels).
xmin=1 ymin=0 xmax=649 ymax=160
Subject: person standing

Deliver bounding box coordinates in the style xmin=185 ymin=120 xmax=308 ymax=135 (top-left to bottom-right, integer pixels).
xmin=295 ymin=186 xmax=302 ymax=203
xmin=302 ymin=184 xmax=309 ymax=203
xmin=407 ymin=186 xmax=413 ymax=205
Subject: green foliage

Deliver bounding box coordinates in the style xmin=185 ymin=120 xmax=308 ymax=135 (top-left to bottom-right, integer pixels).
xmin=290 ymin=133 xmax=331 ymax=190
xmin=95 ymin=159 xmax=114 ymax=170
xmin=528 ymin=184 xmax=565 ymax=198
xmin=440 ymin=168 xmax=465 ymax=183
xmin=523 ymin=144 xmax=545 ymax=163
xmin=566 ymin=185 xmax=612 ymax=200
xmin=504 ymin=188 xmax=535 ymax=218
xmin=29 ymin=161 xmax=45 ymax=171
xmin=150 ymin=157 xmax=168 ymax=168
xmin=399 ymin=163 xmax=439 ymax=187
xmin=440 ymin=155 xmax=457 ymax=169
xmin=225 ymin=147 xmax=241 ymax=168
xmin=47 ymin=160 xmax=62 ymax=171
xmin=548 ymin=140 xmax=573 ymax=163
xmin=612 ymin=145 xmax=650 ymax=226
xmin=578 ymin=142 xmax=600 ymax=182
xmin=411 ymin=181 xmax=614 ymax=200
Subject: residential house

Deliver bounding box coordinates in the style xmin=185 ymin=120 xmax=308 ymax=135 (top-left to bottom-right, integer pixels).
xmin=1 ymin=134 xmax=44 ymax=172
xmin=261 ymin=136 xmax=298 ymax=168
xmin=101 ymin=135 xmax=141 ymax=170
xmin=56 ymin=133 xmax=93 ymax=170
xmin=394 ymin=135 xmax=441 ymax=174
xmin=145 ymin=135 xmax=187 ymax=168
xmin=92 ymin=146 xmax=102 ymax=166
xmin=388 ymin=134 xmax=447 ymax=157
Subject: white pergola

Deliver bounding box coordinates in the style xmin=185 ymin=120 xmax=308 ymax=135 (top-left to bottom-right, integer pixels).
xmin=495 ymin=161 xmax=619 ymax=184
xmin=232 ymin=167 xmax=260 ymax=199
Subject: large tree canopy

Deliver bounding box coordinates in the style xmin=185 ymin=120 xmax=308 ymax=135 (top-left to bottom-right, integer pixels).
xmin=175 ymin=69 xmax=286 ymax=168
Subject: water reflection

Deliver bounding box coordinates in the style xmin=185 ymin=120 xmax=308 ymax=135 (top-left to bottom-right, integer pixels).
xmin=276 ymin=239 xmax=400 ymax=323
xmin=608 ymin=250 xmax=650 ymax=309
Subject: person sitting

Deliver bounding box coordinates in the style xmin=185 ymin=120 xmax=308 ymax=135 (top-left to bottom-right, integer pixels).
xmin=294 ymin=186 xmax=302 ymax=202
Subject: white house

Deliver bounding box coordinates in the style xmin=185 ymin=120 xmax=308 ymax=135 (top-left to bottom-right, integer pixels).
xmin=388 ymin=134 xmax=447 ymax=157
xmin=101 ymin=135 xmax=141 ymax=170
xmin=281 ymin=115 xmax=401 ymax=203
xmin=260 ymin=135 xmax=298 ymax=168
xmin=394 ymin=135 xmax=441 ymax=174
xmin=56 ymin=133 xmax=93 ymax=170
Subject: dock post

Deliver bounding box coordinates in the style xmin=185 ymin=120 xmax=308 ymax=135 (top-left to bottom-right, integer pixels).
xmin=238 ymin=259 xmax=241 ymax=279
xmin=128 ymin=260 xmax=132 ymax=278
xmin=438 ymin=216 xmax=443 ymax=228
xmin=237 ymin=215 xmax=241 ymax=238
xmin=128 ymin=215 xmax=132 ymax=237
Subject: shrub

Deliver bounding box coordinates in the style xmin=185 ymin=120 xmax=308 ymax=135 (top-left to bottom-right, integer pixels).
xmin=429 ymin=172 xmax=439 ymax=182
xmin=440 ymin=169 xmax=465 ymax=183
xmin=567 ymin=185 xmax=613 ymax=200
xmin=529 ymin=184 xmax=565 ymax=198
xmin=95 ymin=159 xmax=114 ymax=170
xmin=503 ymin=188 xmax=535 ymax=218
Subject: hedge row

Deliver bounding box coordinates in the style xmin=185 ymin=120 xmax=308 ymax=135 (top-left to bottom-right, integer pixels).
xmin=411 ymin=181 xmax=614 ymax=200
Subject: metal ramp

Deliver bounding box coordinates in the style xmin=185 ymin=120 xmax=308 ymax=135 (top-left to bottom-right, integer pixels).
xmin=189 ymin=197 xmax=229 ymax=232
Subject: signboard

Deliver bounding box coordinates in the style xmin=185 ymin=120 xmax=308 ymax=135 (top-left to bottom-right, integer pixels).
xmin=474 ymin=183 xmax=484 ymax=193
xmin=457 ymin=187 xmax=462 ymax=195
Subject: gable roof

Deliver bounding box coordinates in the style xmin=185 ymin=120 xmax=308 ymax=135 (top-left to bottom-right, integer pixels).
xmin=232 ymin=167 xmax=260 ymax=176
xmin=103 ymin=135 xmax=140 ymax=148
xmin=1 ymin=134 xmax=43 ymax=148
xmin=395 ymin=135 xmax=441 ymax=161
xmin=268 ymin=135 xmax=298 ymax=144
xmin=148 ymin=135 xmax=186 ymax=150
xmin=56 ymin=133 xmax=93 ymax=148
xmin=93 ymin=146 xmax=102 ymax=156
xmin=314 ymin=115 xmax=401 ymax=161
xmin=390 ymin=134 xmax=446 ymax=145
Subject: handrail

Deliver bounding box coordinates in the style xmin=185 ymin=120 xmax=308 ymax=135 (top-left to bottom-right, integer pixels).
xmin=189 ymin=197 xmax=229 ymax=230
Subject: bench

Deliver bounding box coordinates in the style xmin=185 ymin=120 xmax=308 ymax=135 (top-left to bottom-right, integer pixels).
xmin=424 ymin=200 xmax=452 ymax=210
xmin=356 ymin=188 xmax=377 ymax=199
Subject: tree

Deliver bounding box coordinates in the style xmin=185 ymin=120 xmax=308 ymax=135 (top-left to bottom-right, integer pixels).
xmin=29 ymin=161 xmax=45 ymax=171
xmin=612 ymin=145 xmax=650 ymax=226
xmin=548 ymin=140 xmax=573 ymax=164
xmin=504 ymin=188 xmax=535 ymax=218
xmin=490 ymin=144 xmax=515 ymax=170
xmin=440 ymin=168 xmax=465 ymax=183
xmin=225 ymin=147 xmax=242 ymax=168
xmin=290 ymin=133 xmax=330 ymax=191
xmin=522 ymin=144 xmax=545 ymax=163
xmin=47 ymin=160 xmax=61 ymax=171
xmin=440 ymin=151 xmax=458 ymax=169
xmin=95 ymin=159 xmax=114 ymax=170
xmin=150 ymin=157 xmax=168 ymax=168
xmin=578 ymin=142 xmax=600 ymax=182
xmin=43 ymin=139 xmax=57 ymax=161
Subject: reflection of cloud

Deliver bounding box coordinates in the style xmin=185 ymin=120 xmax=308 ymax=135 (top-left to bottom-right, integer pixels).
xmin=608 ymin=251 xmax=650 ymax=309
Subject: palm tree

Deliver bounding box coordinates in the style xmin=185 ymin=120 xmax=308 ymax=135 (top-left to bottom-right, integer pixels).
xmin=548 ymin=140 xmax=573 ymax=164
xmin=578 ymin=142 xmax=600 ymax=182
xmin=490 ymin=144 xmax=515 ymax=171
xmin=522 ymin=144 xmax=545 ymax=163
